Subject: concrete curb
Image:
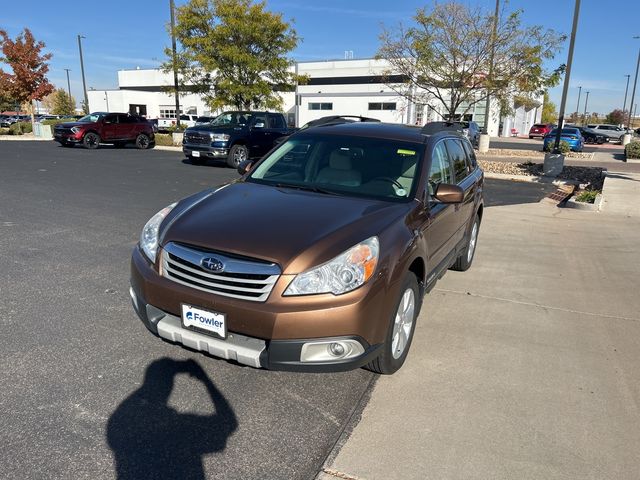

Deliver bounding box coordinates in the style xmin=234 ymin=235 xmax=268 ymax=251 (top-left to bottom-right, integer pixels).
xmin=0 ymin=134 xmax=49 ymax=141
xmin=563 ymin=194 xmax=603 ymax=211
xmin=483 ymin=172 xmax=576 ymax=186
xmin=153 ymin=145 xmax=182 ymax=152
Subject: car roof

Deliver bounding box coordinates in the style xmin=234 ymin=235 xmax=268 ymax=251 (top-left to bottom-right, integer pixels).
xmin=296 ymin=121 xmax=468 ymax=144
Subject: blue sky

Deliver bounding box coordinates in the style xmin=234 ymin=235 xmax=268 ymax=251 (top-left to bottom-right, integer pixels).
xmin=2 ymin=0 xmax=640 ymax=115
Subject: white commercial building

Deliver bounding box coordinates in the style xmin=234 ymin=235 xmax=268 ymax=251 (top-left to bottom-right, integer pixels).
xmin=87 ymin=58 xmax=541 ymax=137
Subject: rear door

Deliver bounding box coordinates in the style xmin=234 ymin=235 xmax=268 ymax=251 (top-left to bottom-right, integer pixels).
xmin=424 ymin=140 xmax=459 ymax=274
xmin=249 ymin=113 xmax=272 ymax=157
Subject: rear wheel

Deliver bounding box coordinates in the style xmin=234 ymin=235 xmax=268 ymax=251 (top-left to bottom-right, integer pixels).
xmin=135 ymin=133 xmax=151 ymax=149
xmin=451 ymin=214 xmax=480 ymax=272
xmin=366 ymin=272 xmax=420 ymax=375
xmin=82 ymin=132 xmax=100 ymax=149
xmin=227 ymin=144 xmax=248 ymax=168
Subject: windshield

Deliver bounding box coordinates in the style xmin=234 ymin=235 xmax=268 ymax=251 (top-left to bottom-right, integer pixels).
xmin=77 ymin=114 xmax=102 ymax=123
xmin=210 ymin=112 xmax=253 ymax=127
xmin=247 ymin=134 xmax=424 ymax=202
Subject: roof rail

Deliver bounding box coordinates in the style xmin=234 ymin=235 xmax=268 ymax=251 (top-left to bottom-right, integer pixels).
xmin=301 ymin=115 xmax=381 ymax=130
xmin=420 ymin=121 xmax=465 ymax=136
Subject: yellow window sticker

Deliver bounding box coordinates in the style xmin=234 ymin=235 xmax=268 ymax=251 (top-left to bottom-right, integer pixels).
xmin=397 ymin=149 xmax=416 ymax=155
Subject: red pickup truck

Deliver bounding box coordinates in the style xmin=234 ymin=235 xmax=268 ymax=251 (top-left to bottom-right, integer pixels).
xmin=53 ymin=112 xmax=155 ymax=149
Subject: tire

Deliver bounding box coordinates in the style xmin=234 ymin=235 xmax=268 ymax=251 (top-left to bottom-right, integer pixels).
xmin=82 ymin=132 xmax=100 ymax=149
xmin=227 ymin=144 xmax=248 ymax=168
xmin=135 ymin=133 xmax=151 ymax=150
xmin=366 ymin=272 xmax=421 ymax=375
xmin=451 ymin=213 xmax=480 ymax=272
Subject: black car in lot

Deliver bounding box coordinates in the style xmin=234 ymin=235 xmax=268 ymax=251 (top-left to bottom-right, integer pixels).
xmin=565 ymin=125 xmax=608 ymax=144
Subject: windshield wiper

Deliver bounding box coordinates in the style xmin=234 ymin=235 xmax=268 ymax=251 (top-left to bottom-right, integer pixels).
xmin=273 ymin=183 xmax=340 ymax=195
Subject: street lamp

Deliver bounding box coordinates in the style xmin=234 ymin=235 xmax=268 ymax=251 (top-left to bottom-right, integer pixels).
xmin=64 ymin=68 xmax=72 ymax=107
xmin=623 ymin=74 xmax=631 ymax=113
xmin=77 ymin=35 xmax=89 ymax=114
xmin=626 ymin=36 xmax=640 ymax=129
xmin=582 ymin=91 xmax=589 ymax=125
xmin=170 ymin=0 xmax=181 ymax=128
xmin=575 ymin=86 xmax=581 ymax=121
xmin=552 ymin=0 xmax=581 ymax=154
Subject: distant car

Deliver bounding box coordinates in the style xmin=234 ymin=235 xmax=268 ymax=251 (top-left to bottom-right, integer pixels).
xmin=0 ymin=116 xmax=19 ymax=127
xmin=425 ymin=121 xmax=480 ymax=147
xmin=586 ymin=124 xmax=627 ymax=142
xmin=53 ymin=112 xmax=155 ymax=149
xmin=158 ymin=114 xmax=198 ymax=131
xmin=529 ymin=123 xmax=554 ymax=139
xmin=195 ymin=116 xmax=214 ymax=125
xmin=565 ymin=125 xmax=607 ymax=144
xmin=543 ymin=128 xmax=584 ymax=152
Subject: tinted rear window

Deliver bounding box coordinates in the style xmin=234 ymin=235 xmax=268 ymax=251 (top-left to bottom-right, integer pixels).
xmin=444 ymin=139 xmax=469 ymax=183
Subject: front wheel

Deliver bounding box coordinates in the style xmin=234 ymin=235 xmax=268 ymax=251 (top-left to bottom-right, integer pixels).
xmin=451 ymin=214 xmax=480 ymax=272
xmin=366 ymin=272 xmax=420 ymax=375
xmin=227 ymin=144 xmax=248 ymax=168
xmin=82 ymin=132 xmax=100 ymax=149
xmin=135 ymin=133 xmax=151 ymax=149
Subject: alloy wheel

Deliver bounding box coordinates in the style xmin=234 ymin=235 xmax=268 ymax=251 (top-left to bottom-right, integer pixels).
xmin=391 ymin=288 xmax=415 ymax=359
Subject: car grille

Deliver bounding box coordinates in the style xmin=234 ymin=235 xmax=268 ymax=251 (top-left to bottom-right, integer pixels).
xmin=161 ymin=242 xmax=281 ymax=302
xmin=55 ymin=127 xmax=73 ymax=135
xmin=184 ymin=131 xmax=211 ymax=145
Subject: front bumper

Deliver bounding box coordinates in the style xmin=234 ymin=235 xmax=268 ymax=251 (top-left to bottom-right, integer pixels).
xmin=183 ymin=144 xmax=229 ymax=158
xmin=54 ymin=132 xmax=83 ymax=143
xmin=130 ymin=246 xmax=390 ymax=372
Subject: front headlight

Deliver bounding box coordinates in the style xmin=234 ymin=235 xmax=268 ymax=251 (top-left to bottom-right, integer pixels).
xmin=139 ymin=203 xmax=177 ymax=262
xmin=284 ymin=237 xmax=379 ymax=296
xmin=210 ymin=133 xmax=230 ymax=141
xmin=70 ymin=126 xmax=82 ymax=134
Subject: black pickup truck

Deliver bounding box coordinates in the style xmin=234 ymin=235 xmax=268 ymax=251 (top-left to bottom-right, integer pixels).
xmin=182 ymin=111 xmax=293 ymax=167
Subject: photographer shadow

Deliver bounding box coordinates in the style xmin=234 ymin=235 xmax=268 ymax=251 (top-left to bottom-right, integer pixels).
xmin=107 ymin=357 xmax=237 ymax=480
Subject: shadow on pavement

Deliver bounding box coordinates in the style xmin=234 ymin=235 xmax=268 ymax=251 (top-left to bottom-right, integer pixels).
xmin=107 ymin=357 xmax=237 ymax=480
xmin=484 ymin=178 xmax=556 ymax=208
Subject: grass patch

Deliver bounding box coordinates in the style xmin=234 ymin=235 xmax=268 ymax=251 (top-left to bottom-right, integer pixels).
xmin=154 ymin=133 xmax=174 ymax=146
xmin=575 ymin=190 xmax=599 ymax=203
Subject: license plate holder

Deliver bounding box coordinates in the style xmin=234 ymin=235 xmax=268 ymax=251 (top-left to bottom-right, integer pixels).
xmin=181 ymin=303 xmax=226 ymax=339
xmin=192 ymin=150 xmax=200 ymax=157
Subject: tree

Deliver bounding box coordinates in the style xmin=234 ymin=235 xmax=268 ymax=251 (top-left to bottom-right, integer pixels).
xmin=0 ymin=28 xmax=54 ymax=122
xmin=541 ymin=91 xmax=557 ymax=124
xmin=376 ymin=2 xmax=565 ymax=122
xmin=42 ymin=88 xmax=76 ymax=115
xmin=605 ymin=108 xmax=625 ymax=126
xmin=165 ymin=0 xmax=302 ymax=111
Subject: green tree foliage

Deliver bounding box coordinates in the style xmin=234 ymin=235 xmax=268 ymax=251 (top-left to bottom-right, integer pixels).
xmin=165 ymin=0 xmax=301 ymax=111
xmin=0 ymin=28 xmax=54 ymax=122
xmin=43 ymin=89 xmax=76 ymax=115
xmin=377 ymin=1 xmax=565 ymax=120
xmin=541 ymin=91 xmax=557 ymax=124
xmin=605 ymin=108 xmax=625 ymax=126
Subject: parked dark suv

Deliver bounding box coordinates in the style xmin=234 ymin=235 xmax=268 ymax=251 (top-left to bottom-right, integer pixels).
xmin=53 ymin=112 xmax=155 ymax=149
xmin=130 ymin=121 xmax=483 ymax=374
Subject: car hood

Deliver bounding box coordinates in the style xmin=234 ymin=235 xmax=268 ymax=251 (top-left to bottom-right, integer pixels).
xmin=186 ymin=124 xmax=247 ymax=134
xmin=160 ymin=181 xmax=411 ymax=273
xmin=55 ymin=122 xmax=91 ymax=129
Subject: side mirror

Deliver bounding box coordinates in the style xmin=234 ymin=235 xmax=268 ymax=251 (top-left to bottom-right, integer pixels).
xmin=237 ymin=160 xmax=254 ymax=175
xmin=433 ymin=183 xmax=464 ymax=204
xmin=253 ymin=122 xmax=265 ymax=129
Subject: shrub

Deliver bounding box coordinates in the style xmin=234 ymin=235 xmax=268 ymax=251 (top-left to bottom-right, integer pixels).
xmin=42 ymin=118 xmax=70 ymax=127
xmin=0 ymin=127 xmax=10 ymax=135
xmin=166 ymin=124 xmax=186 ymax=133
xmin=9 ymin=121 xmax=32 ymax=135
xmin=575 ymin=189 xmax=599 ymax=203
xmin=544 ymin=139 xmax=570 ymax=153
xmin=625 ymin=141 xmax=640 ymax=159
xmin=154 ymin=133 xmax=174 ymax=146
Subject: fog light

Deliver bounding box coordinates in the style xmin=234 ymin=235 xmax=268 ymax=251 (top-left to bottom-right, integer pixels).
xmin=300 ymin=339 xmax=365 ymax=363
xmin=329 ymin=342 xmax=345 ymax=357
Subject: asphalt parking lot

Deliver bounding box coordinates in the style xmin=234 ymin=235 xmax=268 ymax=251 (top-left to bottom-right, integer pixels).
xmin=0 ymin=141 xmax=555 ymax=480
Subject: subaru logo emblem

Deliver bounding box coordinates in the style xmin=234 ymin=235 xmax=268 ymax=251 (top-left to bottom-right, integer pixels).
xmin=201 ymin=257 xmax=224 ymax=273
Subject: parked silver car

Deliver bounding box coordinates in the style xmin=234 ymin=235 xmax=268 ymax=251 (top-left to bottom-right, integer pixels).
xmin=586 ymin=124 xmax=628 ymax=142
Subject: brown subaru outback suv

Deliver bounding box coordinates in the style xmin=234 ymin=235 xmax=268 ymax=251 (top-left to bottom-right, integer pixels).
xmin=130 ymin=120 xmax=483 ymax=374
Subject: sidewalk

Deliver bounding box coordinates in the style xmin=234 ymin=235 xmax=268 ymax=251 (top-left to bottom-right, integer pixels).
xmin=319 ymin=188 xmax=640 ymax=479
xmin=600 ymin=171 xmax=640 ymax=217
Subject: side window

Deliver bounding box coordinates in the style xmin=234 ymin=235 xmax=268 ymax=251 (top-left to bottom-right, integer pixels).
xmin=428 ymin=142 xmax=452 ymax=195
xmin=268 ymin=114 xmax=285 ymax=129
xmin=104 ymin=114 xmax=118 ymax=124
xmin=461 ymin=139 xmax=477 ymax=169
xmin=253 ymin=114 xmax=267 ymax=127
xmin=445 ymin=139 xmax=469 ymax=183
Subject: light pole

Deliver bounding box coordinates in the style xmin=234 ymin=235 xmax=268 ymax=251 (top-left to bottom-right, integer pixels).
xmin=623 ymin=74 xmax=631 ymax=113
xmin=575 ymin=86 xmax=581 ymax=121
xmin=64 ymin=68 xmax=72 ymax=111
xmin=552 ymin=0 xmax=581 ymax=154
xmin=582 ymin=91 xmax=589 ymax=124
xmin=478 ymin=0 xmax=500 ymax=153
xmin=170 ymin=0 xmax=181 ymax=127
xmin=77 ymin=35 xmax=89 ymax=113
xmin=626 ymin=36 xmax=640 ymax=129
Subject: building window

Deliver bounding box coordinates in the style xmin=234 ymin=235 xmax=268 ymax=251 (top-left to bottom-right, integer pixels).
xmin=368 ymin=102 xmax=397 ymax=111
xmin=309 ymin=102 xmax=333 ymax=110
xmin=159 ymin=107 xmax=184 ymax=118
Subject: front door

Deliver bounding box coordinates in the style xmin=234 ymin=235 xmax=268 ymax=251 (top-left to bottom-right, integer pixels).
xmin=101 ymin=114 xmax=119 ymax=140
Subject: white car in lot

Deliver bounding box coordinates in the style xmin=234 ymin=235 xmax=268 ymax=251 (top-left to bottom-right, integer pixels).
xmin=586 ymin=124 xmax=629 ymax=143
xmin=157 ymin=114 xmax=198 ymax=131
